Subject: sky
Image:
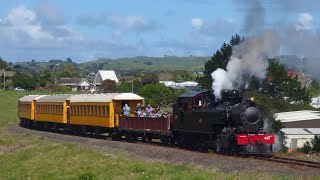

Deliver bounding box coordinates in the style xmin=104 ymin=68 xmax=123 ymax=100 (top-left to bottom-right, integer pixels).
xmin=0 ymin=0 xmax=319 ymax=62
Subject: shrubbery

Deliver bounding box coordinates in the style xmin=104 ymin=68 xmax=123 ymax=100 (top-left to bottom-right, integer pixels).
xmin=297 ymin=135 xmax=320 ymax=154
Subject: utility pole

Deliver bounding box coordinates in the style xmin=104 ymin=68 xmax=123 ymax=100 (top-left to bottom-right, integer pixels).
xmin=131 ymin=81 xmax=133 ymax=93
xmin=2 ymin=69 xmax=5 ymax=90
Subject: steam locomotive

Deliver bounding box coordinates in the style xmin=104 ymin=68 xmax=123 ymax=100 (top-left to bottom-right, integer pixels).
xmin=170 ymin=89 xmax=274 ymax=154
xmin=18 ymin=89 xmax=274 ymax=155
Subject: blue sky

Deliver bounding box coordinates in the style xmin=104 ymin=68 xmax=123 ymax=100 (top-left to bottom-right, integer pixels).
xmin=0 ymin=0 xmax=319 ymax=62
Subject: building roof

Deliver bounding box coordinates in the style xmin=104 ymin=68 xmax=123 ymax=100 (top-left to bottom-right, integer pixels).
xmin=177 ymin=81 xmax=199 ymax=86
xmin=98 ymin=70 xmax=119 ymax=83
xmin=67 ymin=93 xmax=144 ymax=103
xmin=19 ymin=95 xmax=46 ymax=102
xmin=37 ymin=95 xmax=72 ymax=103
xmin=0 ymin=71 xmax=15 ymax=76
xmin=57 ymin=78 xmax=89 ymax=85
xmin=275 ymin=110 xmax=320 ymax=122
xmin=281 ymin=128 xmax=320 ymax=135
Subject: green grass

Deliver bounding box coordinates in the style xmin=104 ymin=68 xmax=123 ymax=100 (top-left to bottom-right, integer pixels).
xmin=0 ymin=135 xmax=290 ymax=180
xmin=0 ymin=90 xmax=49 ymax=129
xmin=0 ymin=91 xmax=312 ymax=179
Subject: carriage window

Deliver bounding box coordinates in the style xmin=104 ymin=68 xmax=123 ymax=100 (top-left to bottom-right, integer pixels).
xmin=102 ymin=106 xmax=105 ymax=116
xmin=84 ymin=105 xmax=87 ymax=114
xmin=105 ymin=106 xmax=109 ymax=115
xmin=93 ymin=106 xmax=96 ymax=115
xmin=97 ymin=106 xmax=101 ymax=116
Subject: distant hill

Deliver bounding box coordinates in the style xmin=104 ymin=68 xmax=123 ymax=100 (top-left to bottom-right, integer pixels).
xmin=9 ymin=56 xmax=209 ymax=78
xmin=78 ymin=56 xmax=209 ymax=75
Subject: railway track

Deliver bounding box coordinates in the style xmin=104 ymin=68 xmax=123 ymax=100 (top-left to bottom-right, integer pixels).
xmin=16 ymin=124 xmax=320 ymax=169
xmin=257 ymin=156 xmax=320 ymax=169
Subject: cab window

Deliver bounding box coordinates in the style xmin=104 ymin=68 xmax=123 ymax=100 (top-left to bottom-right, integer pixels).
xmin=193 ymin=94 xmax=203 ymax=108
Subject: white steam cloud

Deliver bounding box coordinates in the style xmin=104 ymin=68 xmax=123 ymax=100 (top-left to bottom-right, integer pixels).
xmin=211 ymin=31 xmax=279 ymax=98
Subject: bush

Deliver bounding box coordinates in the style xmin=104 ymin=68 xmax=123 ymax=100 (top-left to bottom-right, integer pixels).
xmin=312 ymin=135 xmax=320 ymax=152
xmin=137 ymin=83 xmax=187 ymax=107
xmin=297 ymin=141 xmax=312 ymax=154
xmin=39 ymin=83 xmax=69 ymax=92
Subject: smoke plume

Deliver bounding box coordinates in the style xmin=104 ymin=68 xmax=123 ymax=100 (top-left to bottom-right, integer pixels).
xmin=211 ymin=31 xmax=279 ymax=97
xmin=211 ymin=0 xmax=320 ymax=96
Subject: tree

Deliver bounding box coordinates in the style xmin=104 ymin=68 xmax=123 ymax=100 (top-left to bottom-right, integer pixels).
xmin=0 ymin=57 xmax=11 ymax=71
xmin=312 ymin=135 xmax=320 ymax=152
xmin=12 ymin=72 xmax=37 ymax=90
xmin=171 ymin=70 xmax=193 ymax=82
xmin=198 ymin=34 xmax=242 ymax=89
xmin=262 ymin=59 xmax=311 ymax=105
xmin=117 ymin=82 xmax=132 ymax=93
xmin=308 ymin=81 xmax=320 ymax=97
xmin=100 ymin=79 xmax=116 ymax=93
xmin=66 ymin=58 xmax=73 ymax=63
xmin=298 ymin=141 xmax=312 ymax=154
xmin=55 ymin=64 xmax=78 ymax=78
xmin=141 ymin=72 xmax=159 ymax=86
xmin=138 ymin=83 xmax=174 ymax=107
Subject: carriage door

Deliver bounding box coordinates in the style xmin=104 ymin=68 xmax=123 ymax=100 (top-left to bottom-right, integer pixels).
xmin=66 ymin=100 xmax=70 ymax=125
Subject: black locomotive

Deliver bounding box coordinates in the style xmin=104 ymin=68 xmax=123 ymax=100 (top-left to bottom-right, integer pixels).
xmin=171 ymin=89 xmax=274 ymax=154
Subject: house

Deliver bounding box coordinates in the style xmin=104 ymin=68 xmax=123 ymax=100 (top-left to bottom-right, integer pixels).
xmin=93 ymin=70 xmax=119 ymax=90
xmin=159 ymin=81 xmax=177 ymax=87
xmin=193 ymin=71 xmax=204 ymax=78
xmin=56 ymin=78 xmax=91 ymax=91
xmin=0 ymin=70 xmax=15 ymax=82
xmin=275 ymin=110 xmax=320 ymax=150
xmin=311 ymin=97 xmax=320 ymax=108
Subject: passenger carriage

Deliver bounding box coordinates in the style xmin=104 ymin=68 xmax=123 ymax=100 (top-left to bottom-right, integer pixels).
xmin=65 ymin=93 xmax=144 ymax=135
xmin=34 ymin=94 xmax=71 ymax=129
xmin=18 ymin=95 xmax=46 ymax=127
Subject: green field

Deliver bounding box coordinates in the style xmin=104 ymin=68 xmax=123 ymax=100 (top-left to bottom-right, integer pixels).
xmin=0 ymin=91 xmax=301 ymax=179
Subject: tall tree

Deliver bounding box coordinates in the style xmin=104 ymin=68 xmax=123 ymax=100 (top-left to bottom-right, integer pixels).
xmin=116 ymin=82 xmax=132 ymax=93
xmin=141 ymin=72 xmax=159 ymax=86
xmin=12 ymin=72 xmax=37 ymax=90
xmin=198 ymin=34 xmax=242 ymax=89
xmin=100 ymin=79 xmax=116 ymax=93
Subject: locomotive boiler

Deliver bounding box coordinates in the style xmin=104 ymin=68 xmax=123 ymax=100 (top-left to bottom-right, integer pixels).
xmin=171 ymin=89 xmax=274 ymax=154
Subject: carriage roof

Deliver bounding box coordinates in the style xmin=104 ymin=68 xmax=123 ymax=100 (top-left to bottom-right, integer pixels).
xmin=18 ymin=95 xmax=47 ymax=102
xmin=67 ymin=93 xmax=144 ymax=103
xmin=36 ymin=94 xmax=72 ymax=103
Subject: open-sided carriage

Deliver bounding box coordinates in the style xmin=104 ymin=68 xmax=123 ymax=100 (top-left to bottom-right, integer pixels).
xmin=118 ymin=116 xmax=171 ymax=142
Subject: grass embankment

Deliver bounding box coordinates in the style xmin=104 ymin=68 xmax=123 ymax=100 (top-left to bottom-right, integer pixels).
xmin=0 ymin=91 xmax=300 ymax=179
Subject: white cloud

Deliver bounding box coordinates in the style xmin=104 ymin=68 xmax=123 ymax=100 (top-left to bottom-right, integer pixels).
xmin=0 ymin=6 xmax=54 ymax=43
xmin=0 ymin=5 xmax=82 ymax=47
xmin=295 ymin=12 xmax=314 ymax=30
xmin=191 ymin=18 xmax=204 ymax=29
xmin=77 ymin=14 xmax=156 ymax=31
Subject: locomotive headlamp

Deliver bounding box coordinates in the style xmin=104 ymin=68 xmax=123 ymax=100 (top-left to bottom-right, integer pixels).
xmin=250 ymin=97 xmax=255 ymax=102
